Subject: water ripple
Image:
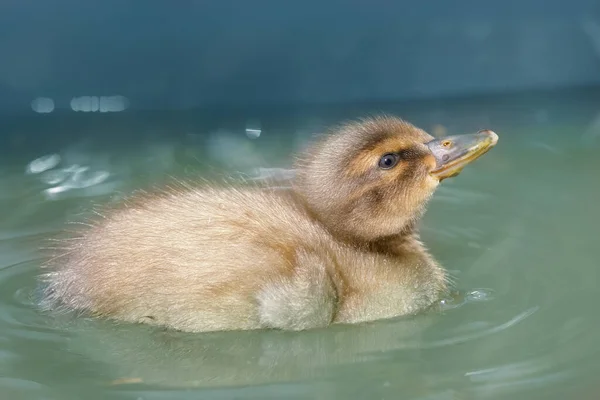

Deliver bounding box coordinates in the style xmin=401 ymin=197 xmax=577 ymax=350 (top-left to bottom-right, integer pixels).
xmin=0 ymin=268 xmax=40 ymax=322
xmin=469 ymin=371 xmax=574 ymax=397
xmin=438 ymin=288 xmax=495 ymax=311
xmin=0 ymin=116 xmax=596 ymax=398
xmin=25 ymin=154 xmax=61 ymax=175
xmin=424 ymin=306 xmax=540 ymax=349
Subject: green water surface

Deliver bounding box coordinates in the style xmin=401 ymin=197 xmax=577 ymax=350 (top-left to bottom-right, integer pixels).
xmin=0 ymin=88 xmax=599 ymax=400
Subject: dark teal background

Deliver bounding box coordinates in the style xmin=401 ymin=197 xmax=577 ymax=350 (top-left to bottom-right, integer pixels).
xmin=1 ymin=0 xmax=599 ymax=113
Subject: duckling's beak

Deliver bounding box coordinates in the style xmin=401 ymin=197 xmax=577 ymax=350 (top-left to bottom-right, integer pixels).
xmin=426 ymin=129 xmax=498 ymax=181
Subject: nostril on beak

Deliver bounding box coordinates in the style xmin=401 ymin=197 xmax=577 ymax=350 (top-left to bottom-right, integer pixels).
xmin=478 ymin=129 xmax=499 ymax=146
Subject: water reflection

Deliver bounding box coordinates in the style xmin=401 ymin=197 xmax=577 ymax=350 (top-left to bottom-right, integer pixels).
xmin=25 ymin=154 xmax=61 ymax=175
xmin=30 ymin=97 xmax=55 ymax=114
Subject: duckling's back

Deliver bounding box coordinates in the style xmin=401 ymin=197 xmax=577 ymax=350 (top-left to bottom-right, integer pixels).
xmin=40 ymin=184 xmax=336 ymax=332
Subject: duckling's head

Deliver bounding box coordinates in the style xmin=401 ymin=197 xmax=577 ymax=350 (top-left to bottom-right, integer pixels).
xmin=294 ymin=116 xmax=498 ymax=242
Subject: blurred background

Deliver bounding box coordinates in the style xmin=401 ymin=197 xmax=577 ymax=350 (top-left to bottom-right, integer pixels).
xmin=0 ymin=1 xmax=600 ymax=400
xmin=1 ymin=0 xmax=600 ymax=111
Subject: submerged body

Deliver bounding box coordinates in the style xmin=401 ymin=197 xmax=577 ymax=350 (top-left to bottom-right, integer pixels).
xmin=40 ymin=116 xmax=497 ymax=333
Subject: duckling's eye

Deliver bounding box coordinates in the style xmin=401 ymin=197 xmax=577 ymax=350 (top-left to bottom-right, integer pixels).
xmin=378 ymin=153 xmax=399 ymax=170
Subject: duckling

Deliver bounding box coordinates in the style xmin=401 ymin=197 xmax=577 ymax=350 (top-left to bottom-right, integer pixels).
xmin=39 ymin=116 xmax=498 ymax=333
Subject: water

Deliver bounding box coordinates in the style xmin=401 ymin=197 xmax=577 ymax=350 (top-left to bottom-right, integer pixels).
xmin=1 ymin=88 xmax=599 ymax=399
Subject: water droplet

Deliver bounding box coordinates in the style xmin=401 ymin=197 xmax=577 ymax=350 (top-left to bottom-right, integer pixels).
xmin=438 ymin=293 xmax=467 ymax=311
xmin=466 ymin=289 xmax=494 ymax=302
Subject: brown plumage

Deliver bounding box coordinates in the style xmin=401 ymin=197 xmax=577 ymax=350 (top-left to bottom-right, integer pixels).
xmin=38 ymin=116 xmax=498 ymax=333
